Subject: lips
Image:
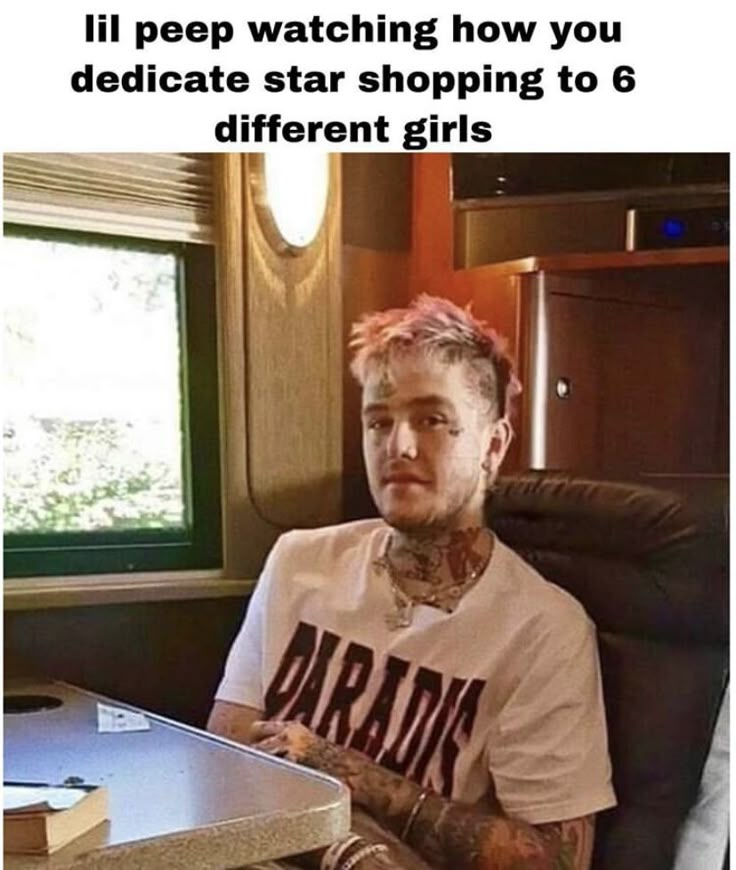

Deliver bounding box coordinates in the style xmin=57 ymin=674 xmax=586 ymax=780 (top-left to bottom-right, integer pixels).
xmin=382 ymin=471 xmax=429 ymax=485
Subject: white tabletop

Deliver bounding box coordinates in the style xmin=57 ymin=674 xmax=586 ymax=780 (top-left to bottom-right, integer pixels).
xmin=4 ymin=679 xmax=350 ymax=869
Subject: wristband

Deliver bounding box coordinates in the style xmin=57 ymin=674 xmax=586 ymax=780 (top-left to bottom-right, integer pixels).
xmin=320 ymin=834 xmax=363 ymax=870
xmin=338 ymin=843 xmax=389 ymax=870
xmin=400 ymin=787 xmax=430 ymax=842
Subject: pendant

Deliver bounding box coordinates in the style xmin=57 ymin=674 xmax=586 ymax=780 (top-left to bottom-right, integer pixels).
xmin=385 ymin=604 xmax=413 ymax=631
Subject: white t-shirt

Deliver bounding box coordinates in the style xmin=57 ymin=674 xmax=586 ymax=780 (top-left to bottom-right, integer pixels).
xmin=216 ymin=520 xmax=617 ymax=825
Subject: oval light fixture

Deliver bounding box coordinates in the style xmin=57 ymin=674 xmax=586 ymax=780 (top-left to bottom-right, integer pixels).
xmin=263 ymin=152 xmax=330 ymax=248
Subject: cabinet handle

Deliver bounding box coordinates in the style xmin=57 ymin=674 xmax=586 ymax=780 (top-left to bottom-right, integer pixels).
xmin=555 ymin=377 xmax=572 ymax=399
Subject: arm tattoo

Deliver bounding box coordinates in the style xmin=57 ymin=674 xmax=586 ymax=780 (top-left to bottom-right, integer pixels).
xmin=408 ymin=800 xmax=595 ymax=870
xmin=300 ymin=739 xmax=419 ymax=819
xmin=299 ymin=736 xmax=595 ymax=869
xmin=537 ymin=817 xmax=595 ymax=870
xmin=409 ymin=794 xmax=549 ymax=869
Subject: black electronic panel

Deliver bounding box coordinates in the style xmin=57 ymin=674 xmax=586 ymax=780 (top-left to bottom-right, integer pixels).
xmin=452 ymin=153 xmax=729 ymax=200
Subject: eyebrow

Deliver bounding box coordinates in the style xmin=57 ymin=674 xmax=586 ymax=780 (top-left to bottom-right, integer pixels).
xmin=362 ymin=395 xmax=456 ymax=416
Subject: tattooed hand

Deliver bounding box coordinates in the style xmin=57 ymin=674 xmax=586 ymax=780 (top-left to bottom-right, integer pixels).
xmin=250 ymin=720 xmax=367 ymax=786
xmin=249 ymin=720 xmax=408 ymax=815
xmin=250 ymin=720 xmax=317 ymax=763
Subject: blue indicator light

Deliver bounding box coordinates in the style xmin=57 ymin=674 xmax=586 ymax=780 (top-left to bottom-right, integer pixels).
xmin=662 ymin=218 xmax=685 ymax=239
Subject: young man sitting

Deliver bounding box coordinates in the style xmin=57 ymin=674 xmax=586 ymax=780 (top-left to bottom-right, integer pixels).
xmin=208 ymin=295 xmax=616 ymax=869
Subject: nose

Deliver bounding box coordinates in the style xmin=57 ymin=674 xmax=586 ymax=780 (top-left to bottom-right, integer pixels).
xmin=387 ymin=420 xmax=418 ymax=460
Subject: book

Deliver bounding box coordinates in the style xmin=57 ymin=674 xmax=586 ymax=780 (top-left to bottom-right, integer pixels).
xmin=3 ymin=783 xmax=109 ymax=855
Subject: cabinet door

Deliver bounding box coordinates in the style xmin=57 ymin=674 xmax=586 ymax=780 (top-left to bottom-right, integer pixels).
xmin=542 ymin=292 xmax=601 ymax=470
xmin=527 ymin=270 xmax=726 ymax=474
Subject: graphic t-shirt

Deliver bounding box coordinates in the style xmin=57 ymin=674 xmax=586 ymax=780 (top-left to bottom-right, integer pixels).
xmin=216 ymin=520 xmax=617 ymax=824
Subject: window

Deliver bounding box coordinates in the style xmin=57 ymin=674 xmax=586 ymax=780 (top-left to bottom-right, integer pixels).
xmin=3 ymin=223 xmax=221 ymax=577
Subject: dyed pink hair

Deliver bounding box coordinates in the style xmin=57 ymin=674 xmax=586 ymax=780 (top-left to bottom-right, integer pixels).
xmin=349 ymin=294 xmax=521 ymax=419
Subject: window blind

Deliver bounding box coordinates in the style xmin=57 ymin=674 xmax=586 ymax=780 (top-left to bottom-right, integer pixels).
xmin=3 ymin=153 xmax=214 ymax=243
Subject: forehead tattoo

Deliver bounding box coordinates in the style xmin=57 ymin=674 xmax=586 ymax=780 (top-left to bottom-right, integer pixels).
xmin=374 ymin=369 xmax=395 ymax=400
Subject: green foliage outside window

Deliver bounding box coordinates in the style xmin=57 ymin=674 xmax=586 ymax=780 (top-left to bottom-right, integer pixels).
xmin=3 ymin=226 xmax=221 ymax=577
xmin=4 ymin=417 xmax=184 ymax=533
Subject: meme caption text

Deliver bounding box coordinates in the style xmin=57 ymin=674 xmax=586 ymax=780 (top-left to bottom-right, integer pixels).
xmin=75 ymin=13 xmax=636 ymax=150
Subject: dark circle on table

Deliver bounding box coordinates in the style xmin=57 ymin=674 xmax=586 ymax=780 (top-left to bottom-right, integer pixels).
xmin=4 ymin=694 xmax=64 ymax=714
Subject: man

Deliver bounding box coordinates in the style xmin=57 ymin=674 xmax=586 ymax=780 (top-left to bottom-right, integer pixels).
xmin=208 ymin=295 xmax=616 ymax=869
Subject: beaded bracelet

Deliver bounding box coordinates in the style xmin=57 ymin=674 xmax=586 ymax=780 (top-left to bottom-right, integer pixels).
xmin=320 ymin=834 xmax=364 ymax=870
xmin=400 ymin=787 xmax=430 ymax=842
xmin=338 ymin=843 xmax=389 ymax=870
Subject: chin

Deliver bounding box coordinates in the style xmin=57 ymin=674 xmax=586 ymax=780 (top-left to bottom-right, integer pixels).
xmin=378 ymin=501 xmax=447 ymax=533
xmin=383 ymin=515 xmax=431 ymax=533
xmin=377 ymin=492 xmax=483 ymax=534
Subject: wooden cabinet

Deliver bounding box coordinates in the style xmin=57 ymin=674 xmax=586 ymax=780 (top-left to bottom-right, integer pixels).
xmin=472 ymin=250 xmax=728 ymax=475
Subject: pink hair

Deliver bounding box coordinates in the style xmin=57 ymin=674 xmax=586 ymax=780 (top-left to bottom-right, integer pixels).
xmin=349 ymin=294 xmax=522 ymax=418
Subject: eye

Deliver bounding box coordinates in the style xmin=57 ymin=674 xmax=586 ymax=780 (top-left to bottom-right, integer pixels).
xmin=366 ymin=417 xmax=392 ymax=432
xmin=418 ymin=414 xmax=448 ymax=430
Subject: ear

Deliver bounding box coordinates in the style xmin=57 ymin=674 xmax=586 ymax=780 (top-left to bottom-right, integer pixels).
xmin=484 ymin=417 xmax=513 ymax=482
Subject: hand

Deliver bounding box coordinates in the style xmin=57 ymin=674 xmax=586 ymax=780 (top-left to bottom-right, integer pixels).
xmin=249 ymin=719 xmax=324 ymax=766
xmin=249 ymin=720 xmax=373 ymax=804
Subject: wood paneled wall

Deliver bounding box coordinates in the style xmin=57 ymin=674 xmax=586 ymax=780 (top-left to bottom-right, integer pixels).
xmin=243 ymin=155 xmax=343 ymax=530
xmin=5 ymin=597 xmax=248 ymax=727
xmin=215 ymin=154 xmax=344 ymax=578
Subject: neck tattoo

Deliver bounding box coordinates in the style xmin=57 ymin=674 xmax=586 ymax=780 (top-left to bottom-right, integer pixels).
xmin=374 ymin=528 xmax=494 ymax=630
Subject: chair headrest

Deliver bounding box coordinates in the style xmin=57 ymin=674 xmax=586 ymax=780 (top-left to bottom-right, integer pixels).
xmin=487 ymin=474 xmax=728 ymax=645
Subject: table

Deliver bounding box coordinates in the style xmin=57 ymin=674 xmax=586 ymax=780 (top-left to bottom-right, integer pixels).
xmin=4 ymin=679 xmax=350 ymax=869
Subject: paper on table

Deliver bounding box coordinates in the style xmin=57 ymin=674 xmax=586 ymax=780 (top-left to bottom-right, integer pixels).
xmin=96 ymin=703 xmax=150 ymax=733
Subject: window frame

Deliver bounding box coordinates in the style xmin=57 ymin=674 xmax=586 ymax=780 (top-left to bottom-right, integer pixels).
xmin=3 ymin=223 xmax=222 ymax=578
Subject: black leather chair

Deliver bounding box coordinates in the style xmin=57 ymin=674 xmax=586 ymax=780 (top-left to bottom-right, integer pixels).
xmin=488 ymin=474 xmax=728 ymax=870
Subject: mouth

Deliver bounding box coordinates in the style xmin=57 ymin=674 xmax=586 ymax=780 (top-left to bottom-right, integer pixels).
xmin=382 ymin=473 xmax=429 ymax=486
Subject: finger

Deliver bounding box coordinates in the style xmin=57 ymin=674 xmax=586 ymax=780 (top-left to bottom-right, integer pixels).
xmin=250 ymin=720 xmax=286 ymax=741
xmin=252 ymin=735 xmax=288 ymax=756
